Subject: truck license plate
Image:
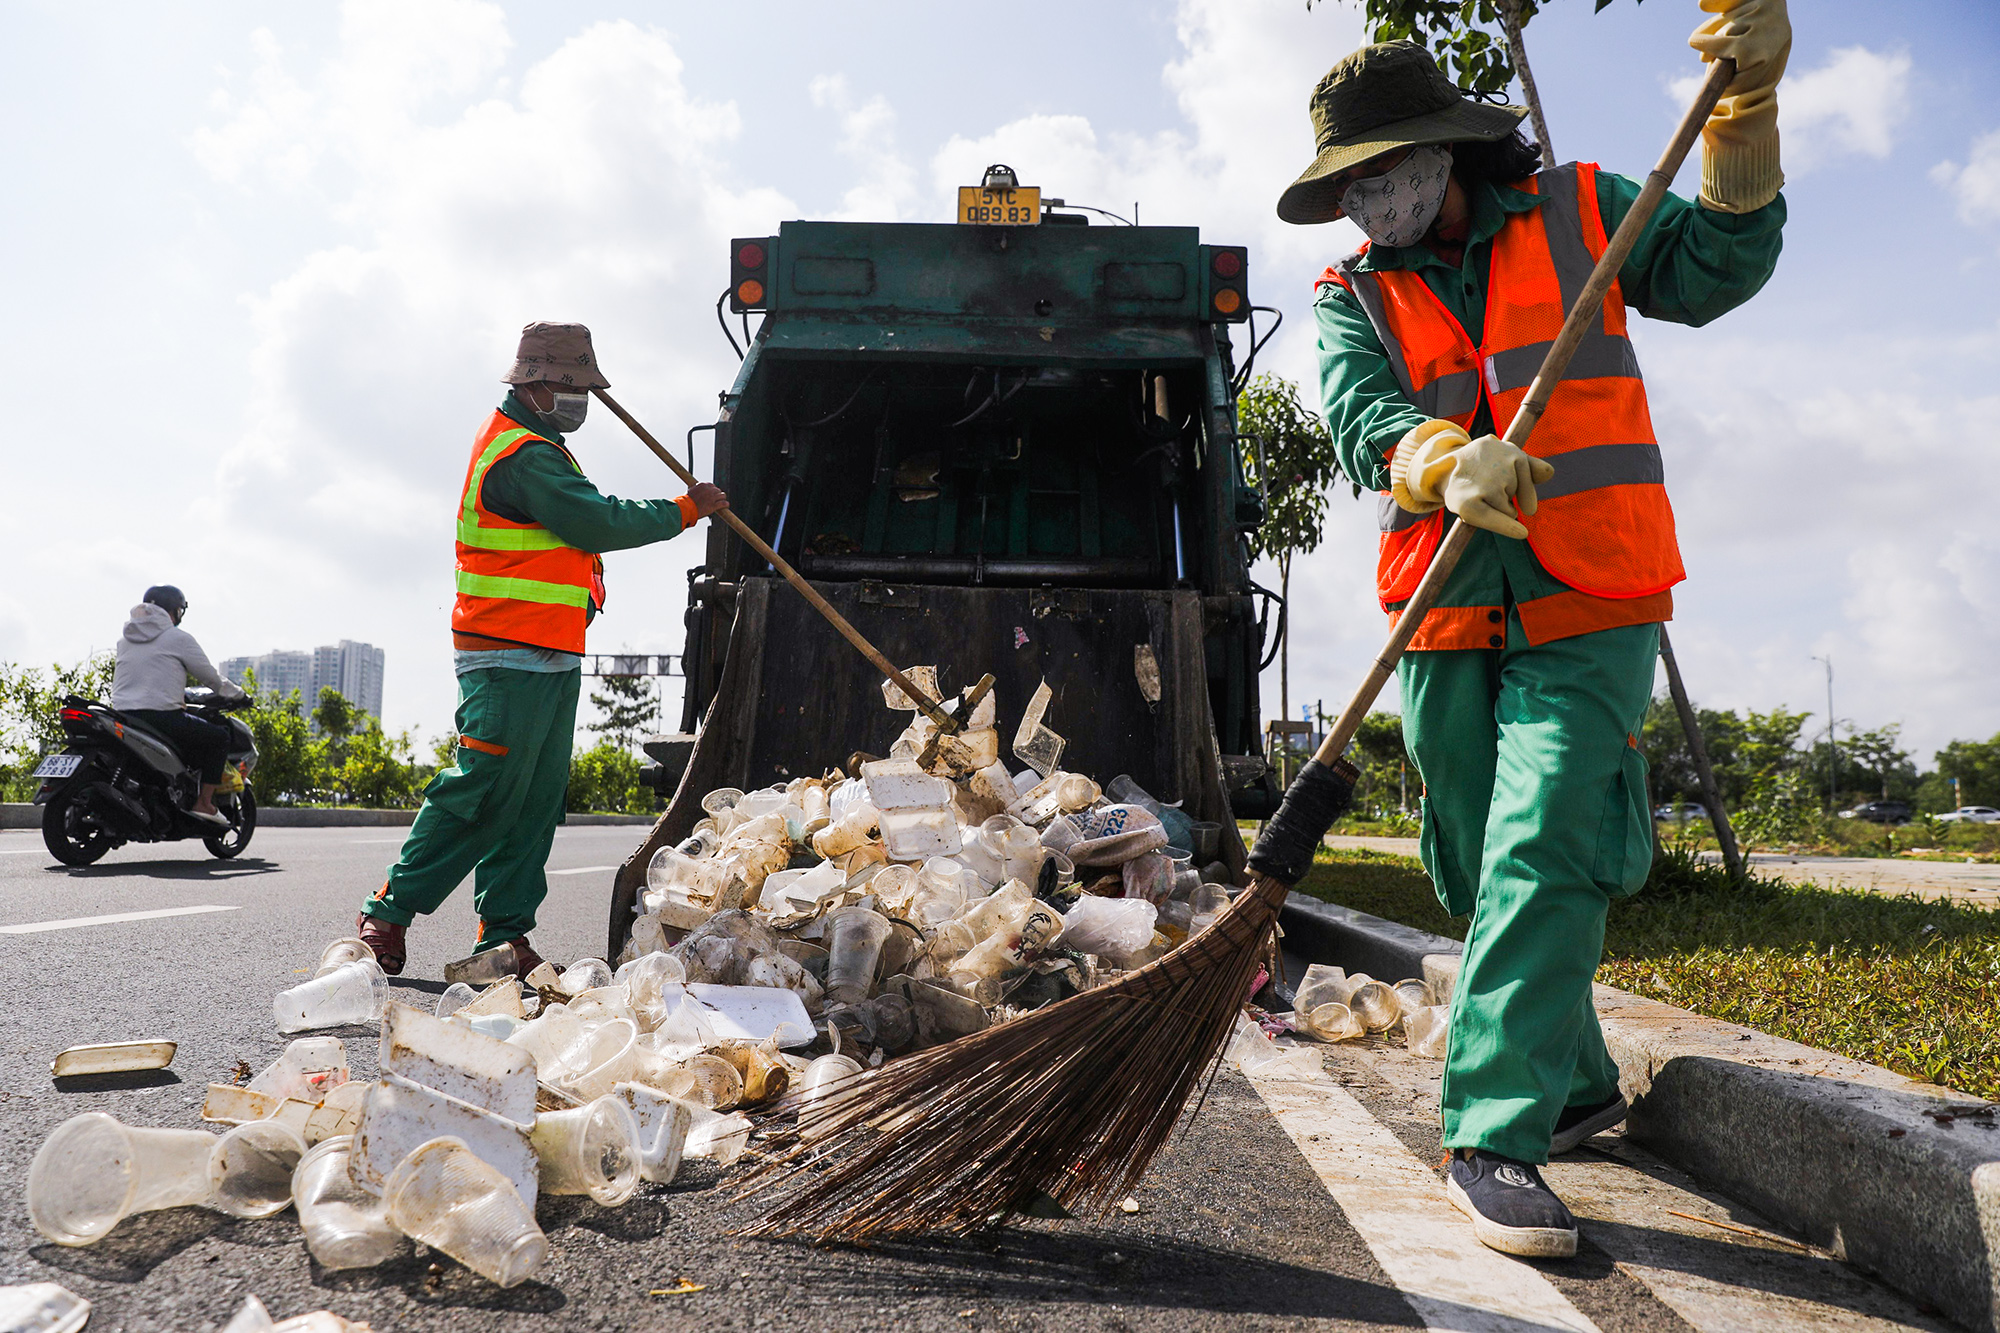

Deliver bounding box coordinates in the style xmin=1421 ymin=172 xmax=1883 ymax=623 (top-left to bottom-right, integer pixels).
xmin=32 ymin=753 xmax=83 ymax=779
xmin=957 ymin=185 xmax=1041 ymax=226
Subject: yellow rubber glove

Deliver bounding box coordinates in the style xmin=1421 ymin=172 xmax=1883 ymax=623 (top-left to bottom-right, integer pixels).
xmin=1388 ymin=418 xmax=1467 ymax=515
xmin=1390 ymin=422 xmax=1555 ymax=541
xmin=1689 ymin=0 xmax=1791 ymax=213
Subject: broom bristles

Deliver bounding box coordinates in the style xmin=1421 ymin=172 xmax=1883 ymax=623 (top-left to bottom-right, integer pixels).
xmin=735 ymin=872 xmax=1290 ymax=1240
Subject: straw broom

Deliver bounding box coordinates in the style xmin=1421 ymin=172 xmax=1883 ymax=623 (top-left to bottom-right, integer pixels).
xmin=733 ymin=57 xmax=1738 ymax=1242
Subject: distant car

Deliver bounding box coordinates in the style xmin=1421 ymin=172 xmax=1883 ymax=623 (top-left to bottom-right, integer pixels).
xmin=1840 ymin=800 xmax=1912 ymax=824
xmin=1937 ymin=806 xmax=2000 ymax=824
xmin=1653 ymin=803 xmax=1706 ymax=822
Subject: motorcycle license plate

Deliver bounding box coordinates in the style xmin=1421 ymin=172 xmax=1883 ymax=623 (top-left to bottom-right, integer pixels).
xmin=32 ymin=754 xmax=83 ymax=779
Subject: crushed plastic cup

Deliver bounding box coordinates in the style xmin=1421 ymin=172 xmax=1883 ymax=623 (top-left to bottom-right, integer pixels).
xmin=1292 ymin=963 xmax=1348 ymax=1015
xmin=0 ymin=1281 xmax=90 ymax=1333
xmin=664 ymin=1052 xmax=744 ymax=1109
xmin=533 ymin=1096 xmax=639 ymax=1205
xmin=1348 ymin=980 xmax=1401 ymax=1032
xmin=613 ymin=1082 xmax=694 ymax=1184
xmin=1405 ymin=1004 xmax=1451 ymax=1058
xmin=248 ymin=1037 xmax=349 ymax=1102
xmin=383 ymin=1137 xmax=548 ymax=1289
xmin=557 ymin=958 xmax=614 ymax=995
xmin=27 ymin=1113 xmax=217 ymax=1245
xmin=315 ymin=937 xmax=373 ymax=976
xmin=822 ymin=906 xmax=893 ymax=1008
xmin=507 ymin=1004 xmax=590 ymax=1085
xmin=683 ymin=1107 xmax=753 ymax=1165
xmin=290 ymin=1135 xmax=406 ymax=1270
xmin=953 ymin=878 xmax=1032 ymax=941
xmin=1392 ymin=979 xmax=1433 ymax=1017
xmin=1225 ymin=1016 xmax=1323 ymax=1081
xmin=1298 ymin=1002 xmax=1364 ymax=1043
xmin=828 ymin=991 xmax=917 ymax=1052
xmin=1039 ymin=814 xmax=1084 ymax=856
xmin=208 ymin=1119 xmax=307 ymax=1219
xmin=274 ymin=957 xmax=389 ymax=1033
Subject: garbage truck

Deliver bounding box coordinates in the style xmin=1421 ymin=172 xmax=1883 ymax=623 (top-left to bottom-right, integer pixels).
xmin=608 ymin=167 xmax=1280 ymax=957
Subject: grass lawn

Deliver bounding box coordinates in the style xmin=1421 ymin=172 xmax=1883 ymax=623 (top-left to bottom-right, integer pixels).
xmin=1292 ymin=845 xmax=2000 ymax=1101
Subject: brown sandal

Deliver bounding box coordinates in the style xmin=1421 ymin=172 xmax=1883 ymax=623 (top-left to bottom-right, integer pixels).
xmin=355 ymin=912 xmax=407 ymax=976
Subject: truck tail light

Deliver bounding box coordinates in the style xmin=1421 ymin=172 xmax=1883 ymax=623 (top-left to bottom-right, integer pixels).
xmin=730 ymin=236 xmax=775 ymax=312
xmin=1202 ymin=245 xmax=1249 ymax=322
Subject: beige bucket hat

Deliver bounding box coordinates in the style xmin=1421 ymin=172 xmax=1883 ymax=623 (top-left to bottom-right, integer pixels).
xmin=1278 ymin=41 xmax=1527 ymax=225
xmin=504 ymin=321 xmax=609 ymax=389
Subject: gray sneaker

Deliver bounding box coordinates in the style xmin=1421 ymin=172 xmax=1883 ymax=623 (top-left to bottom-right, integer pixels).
xmin=1446 ymin=1149 xmax=1578 ymax=1258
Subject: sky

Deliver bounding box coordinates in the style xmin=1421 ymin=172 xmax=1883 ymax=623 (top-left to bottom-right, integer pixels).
xmin=4 ymin=0 xmax=1998 ymax=765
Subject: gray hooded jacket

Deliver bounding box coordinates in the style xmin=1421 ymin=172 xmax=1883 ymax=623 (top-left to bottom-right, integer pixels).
xmin=110 ymin=604 xmax=247 ymax=711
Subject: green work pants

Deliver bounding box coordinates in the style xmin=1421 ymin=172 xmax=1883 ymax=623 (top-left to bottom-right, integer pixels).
xmin=1400 ymin=614 xmax=1658 ymax=1164
xmin=362 ymin=666 xmax=579 ymax=950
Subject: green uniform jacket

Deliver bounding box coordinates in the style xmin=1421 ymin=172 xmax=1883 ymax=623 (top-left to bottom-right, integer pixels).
xmin=1313 ymin=170 xmax=1785 ymax=630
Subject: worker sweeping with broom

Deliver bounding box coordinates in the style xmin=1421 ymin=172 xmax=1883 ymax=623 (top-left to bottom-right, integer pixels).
xmin=353 ymin=323 xmax=727 ymax=982
xmin=1275 ymin=2 xmax=1788 ymax=1257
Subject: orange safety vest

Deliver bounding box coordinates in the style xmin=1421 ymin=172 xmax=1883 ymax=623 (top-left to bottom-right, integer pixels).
xmin=1318 ymin=161 xmax=1684 ymax=610
xmin=451 ymin=411 xmax=606 ymax=655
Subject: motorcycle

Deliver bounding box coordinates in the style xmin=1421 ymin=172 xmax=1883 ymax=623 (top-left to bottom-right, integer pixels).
xmin=32 ymin=688 xmax=259 ymax=866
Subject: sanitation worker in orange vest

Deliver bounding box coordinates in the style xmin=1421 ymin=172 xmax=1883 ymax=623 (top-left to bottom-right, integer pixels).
xmin=354 ymin=322 xmax=727 ymax=983
xmin=1281 ymin=2 xmax=1787 ymax=1260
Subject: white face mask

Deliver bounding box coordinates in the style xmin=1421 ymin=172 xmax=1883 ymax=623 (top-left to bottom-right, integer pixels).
xmin=1340 ymin=144 xmax=1454 ymax=248
xmin=541 ymin=390 xmax=589 ymax=433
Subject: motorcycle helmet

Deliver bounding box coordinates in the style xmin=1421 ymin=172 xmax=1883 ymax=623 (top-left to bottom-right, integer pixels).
xmin=143 ymin=585 xmax=188 ymax=622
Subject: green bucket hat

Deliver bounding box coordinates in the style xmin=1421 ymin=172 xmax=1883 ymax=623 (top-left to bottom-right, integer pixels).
xmin=1277 ymin=41 xmax=1527 ymax=225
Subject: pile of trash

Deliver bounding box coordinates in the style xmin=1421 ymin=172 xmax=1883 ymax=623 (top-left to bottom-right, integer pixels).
xmin=20 ymin=671 xmax=1262 ymax=1298
xmin=1227 ymin=962 xmax=1451 ymax=1082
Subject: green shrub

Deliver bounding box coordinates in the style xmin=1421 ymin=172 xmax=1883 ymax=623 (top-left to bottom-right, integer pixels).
xmin=567 ymin=740 xmax=652 ymax=815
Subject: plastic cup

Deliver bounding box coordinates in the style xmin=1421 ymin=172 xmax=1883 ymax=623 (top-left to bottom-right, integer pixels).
xmin=560 ymin=1018 xmax=639 ymax=1102
xmin=1039 ymin=815 xmax=1084 ymax=855
xmin=28 ymin=1113 xmax=216 ymax=1245
xmin=823 ymin=906 xmax=894 ymax=1008
xmin=796 ymin=1054 xmax=865 ymax=1119
xmin=683 ymin=1107 xmax=753 ymax=1164
xmin=670 ymin=1053 xmax=744 ymax=1110
xmin=274 ymin=957 xmax=389 ymax=1033
xmin=290 ymin=1135 xmax=406 ymax=1270
xmin=614 ymin=1083 xmax=694 ymax=1184
xmin=1348 ymin=981 xmax=1401 ymax=1032
xmin=208 ymin=1119 xmax=307 ymax=1219
xmin=247 ymin=1037 xmax=350 ymax=1102
xmin=531 ymin=1096 xmax=639 ymax=1205
xmin=315 ymin=937 xmax=373 ymax=976
xmin=557 ymin=958 xmax=614 ymax=995
xmin=435 ymin=982 xmax=478 ymax=1020
xmin=1392 ymin=979 xmax=1433 ymax=1017
xmin=1189 ymin=883 xmax=1230 ymax=935
xmin=383 ymin=1137 xmax=548 ymax=1288
xmin=1405 ymin=1004 xmax=1451 ymax=1058
xmin=1292 ymin=963 xmax=1348 ymax=1015
xmin=1298 ymin=1002 xmax=1364 ymax=1042
xmin=506 ymin=1004 xmax=589 ymax=1084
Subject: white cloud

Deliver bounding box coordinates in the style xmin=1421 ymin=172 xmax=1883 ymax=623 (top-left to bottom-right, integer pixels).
xmin=807 ymin=75 xmax=919 ymax=222
xmin=1933 ymin=128 xmax=2000 ymax=227
xmin=181 ymin=4 xmax=795 ymax=733
xmin=1669 ymin=45 xmax=1910 ymax=176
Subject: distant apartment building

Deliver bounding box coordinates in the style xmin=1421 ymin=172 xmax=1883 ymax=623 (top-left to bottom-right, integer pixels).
xmin=222 ymin=640 xmax=385 ymax=720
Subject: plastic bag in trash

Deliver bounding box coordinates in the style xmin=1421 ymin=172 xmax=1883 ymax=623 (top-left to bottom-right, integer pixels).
xmin=1058 ymin=897 xmax=1158 ymax=957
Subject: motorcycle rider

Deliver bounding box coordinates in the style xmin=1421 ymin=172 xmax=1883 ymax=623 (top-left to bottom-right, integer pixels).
xmin=110 ymin=586 xmax=248 ymax=825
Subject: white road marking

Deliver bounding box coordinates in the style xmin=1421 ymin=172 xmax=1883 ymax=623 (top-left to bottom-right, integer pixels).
xmin=0 ymin=904 xmax=241 ymax=934
xmin=547 ymin=865 xmax=616 ymax=876
xmin=0 ymin=849 xmax=50 ymax=855
xmin=1247 ymin=1051 xmax=1603 ymax=1333
xmin=349 ymin=837 xmax=409 ymax=844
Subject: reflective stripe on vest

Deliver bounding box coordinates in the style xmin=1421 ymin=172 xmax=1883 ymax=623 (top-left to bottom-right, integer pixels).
xmin=1317 ymin=162 xmax=1684 ymax=604
xmin=450 ymin=411 xmax=602 ymax=654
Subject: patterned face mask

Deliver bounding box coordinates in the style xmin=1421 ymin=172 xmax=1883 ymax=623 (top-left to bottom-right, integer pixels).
xmin=1340 ymin=144 xmax=1454 ymax=248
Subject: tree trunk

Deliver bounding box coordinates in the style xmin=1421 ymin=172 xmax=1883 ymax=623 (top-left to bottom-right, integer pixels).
xmin=1497 ymin=0 xmax=1557 ymax=170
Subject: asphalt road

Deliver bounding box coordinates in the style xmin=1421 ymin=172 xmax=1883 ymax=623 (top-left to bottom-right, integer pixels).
xmin=0 ymin=825 xmax=1955 ymax=1331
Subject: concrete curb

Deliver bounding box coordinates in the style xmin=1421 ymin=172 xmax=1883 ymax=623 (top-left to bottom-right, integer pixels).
xmin=1 ymin=803 xmax=654 ymax=830
xmin=1280 ymin=892 xmax=2000 ymax=1333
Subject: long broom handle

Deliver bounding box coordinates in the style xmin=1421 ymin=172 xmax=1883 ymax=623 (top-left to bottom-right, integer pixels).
xmin=1310 ymin=56 xmax=1735 ymax=768
xmin=592 ymin=387 xmax=959 ymax=733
